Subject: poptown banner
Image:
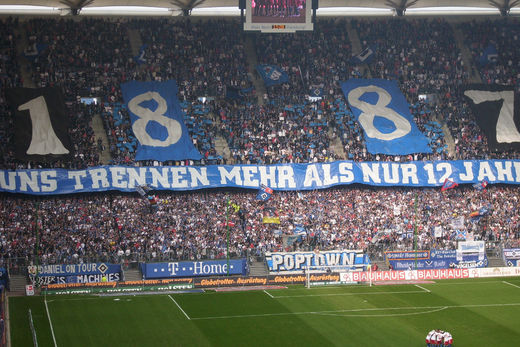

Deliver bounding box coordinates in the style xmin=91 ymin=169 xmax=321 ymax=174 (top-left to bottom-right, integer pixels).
xmin=2 ymin=159 xmax=520 ymax=195
xmin=265 ymin=250 xmax=370 ymax=273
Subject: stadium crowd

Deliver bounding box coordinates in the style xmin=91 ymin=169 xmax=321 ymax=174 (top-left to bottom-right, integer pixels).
xmin=0 ymin=16 xmax=519 ymax=267
xmin=1 ymin=184 xmax=519 ymax=265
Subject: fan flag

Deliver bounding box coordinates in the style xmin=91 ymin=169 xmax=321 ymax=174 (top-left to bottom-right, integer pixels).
xmin=441 ymin=178 xmax=458 ymax=191
xmin=473 ymin=180 xmax=488 ymax=191
xmin=256 ymin=184 xmax=273 ymax=201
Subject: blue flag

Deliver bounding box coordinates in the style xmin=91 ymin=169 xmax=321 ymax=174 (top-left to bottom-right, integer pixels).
xmin=121 ymin=80 xmax=202 ymax=161
xmin=24 ymin=43 xmax=48 ymax=60
xmin=256 ymin=65 xmax=289 ymax=87
xmin=350 ymin=45 xmax=377 ymax=65
xmin=134 ymin=44 xmax=148 ymax=65
xmin=226 ymin=86 xmax=243 ymax=100
xmin=479 ymin=44 xmax=498 ymax=66
xmin=256 ymin=184 xmax=273 ymax=201
xmin=473 ymin=180 xmax=488 ymax=191
xmin=454 ymin=230 xmax=467 ymax=241
xmin=310 ymin=86 xmax=324 ymax=98
xmin=341 ymin=79 xmax=432 ymax=155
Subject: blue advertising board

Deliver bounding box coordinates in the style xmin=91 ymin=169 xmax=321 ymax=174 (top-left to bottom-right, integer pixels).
xmin=386 ymin=250 xmax=488 ymax=270
xmin=503 ymin=248 xmax=520 ymax=267
xmin=0 ymin=267 xmax=7 ymax=288
xmin=141 ymin=259 xmax=248 ymax=279
xmin=2 ymin=159 xmax=520 ymax=195
xmin=28 ymin=263 xmax=122 ymax=285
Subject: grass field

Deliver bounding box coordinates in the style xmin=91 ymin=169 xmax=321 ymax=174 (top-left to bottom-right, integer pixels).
xmin=9 ymin=277 xmax=520 ymax=346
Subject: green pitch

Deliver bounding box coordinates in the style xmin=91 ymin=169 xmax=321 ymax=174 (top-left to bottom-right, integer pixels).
xmin=9 ymin=277 xmax=520 ymax=346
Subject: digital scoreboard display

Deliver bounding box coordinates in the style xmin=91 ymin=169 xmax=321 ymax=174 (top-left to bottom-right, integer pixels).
xmin=244 ymin=0 xmax=313 ymax=33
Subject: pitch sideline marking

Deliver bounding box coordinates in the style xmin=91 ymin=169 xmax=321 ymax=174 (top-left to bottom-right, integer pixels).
xmin=263 ymin=290 xmax=274 ymax=298
xmin=189 ymin=302 xmax=520 ymax=320
xmin=426 ymin=280 xmax=508 ymax=286
xmin=44 ymin=297 xmax=58 ymax=347
xmin=271 ymin=289 xmax=426 ymax=298
xmin=503 ymin=281 xmax=520 ymax=289
xmin=415 ymin=284 xmax=431 ymax=293
xmin=168 ymin=295 xmax=191 ymax=320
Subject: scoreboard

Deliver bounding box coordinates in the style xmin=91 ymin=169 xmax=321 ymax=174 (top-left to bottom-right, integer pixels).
xmin=244 ymin=0 xmax=314 ymax=33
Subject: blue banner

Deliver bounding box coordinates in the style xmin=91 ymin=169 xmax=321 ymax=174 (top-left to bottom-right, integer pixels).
xmin=27 ymin=263 xmax=122 ymax=286
xmin=265 ymin=250 xmax=369 ymax=272
xmin=384 ymin=251 xmax=430 ymax=261
xmin=141 ymin=259 xmax=247 ymax=279
xmin=479 ymin=44 xmax=498 ymax=66
xmin=1 ymin=160 xmax=520 ymax=195
xmin=256 ymin=65 xmax=289 ymax=87
xmin=503 ymin=248 xmax=520 ymax=267
xmin=121 ymin=80 xmax=202 ymax=161
xmin=31 ymin=273 xmax=121 ymax=286
xmin=0 ymin=267 xmax=7 ymax=287
xmin=386 ymin=250 xmax=488 ymax=270
xmin=28 ymin=263 xmax=121 ymax=276
xmin=341 ymin=79 xmax=432 ymax=155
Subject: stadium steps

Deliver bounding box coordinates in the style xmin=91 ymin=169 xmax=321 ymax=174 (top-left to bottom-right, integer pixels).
xmin=123 ymin=268 xmax=143 ymax=281
xmin=249 ymin=260 xmax=269 ymax=277
xmin=8 ymin=274 xmax=28 ymax=293
xmin=328 ymin=127 xmax=347 ymax=160
xmin=440 ymin=122 xmax=456 ymax=157
xmin=215 ymin=136 xmax=231 ymax=161
xmin=371 ymin=260 xmax=389 ymax=271
xmin=487 ymin=257 xmax=505 ymax=268
xmin=244 ymin=34 xmax=267 ymax=105
xmin=450 ymin=23 xmax=483 ymax=84
xmin=127 ymin=28 xmax=143 ymax=57
xmin=346 ymin=20 xmax=372 ymax=78
xmin=91 ymin=113 xmax=112 ymax=165
xmin=13 ymin=23 xmax=36 ymax=88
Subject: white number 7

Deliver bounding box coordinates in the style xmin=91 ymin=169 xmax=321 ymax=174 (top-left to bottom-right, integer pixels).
xmin=464 ymin=89 xmax=520 ymax=143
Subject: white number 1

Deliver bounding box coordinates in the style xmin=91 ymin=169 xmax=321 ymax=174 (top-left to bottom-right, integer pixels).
xmin=18 ymin=96 xmax=69 ymax=155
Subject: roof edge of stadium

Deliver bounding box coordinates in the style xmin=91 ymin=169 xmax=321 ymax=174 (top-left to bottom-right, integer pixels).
xmin=0 ymin=5 xmax=517 ymax=16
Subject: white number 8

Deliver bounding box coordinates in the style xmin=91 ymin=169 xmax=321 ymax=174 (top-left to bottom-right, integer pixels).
xmin=347 ymin=85 xmax=411 ymax=141
xmin=128 ymin=91 xmax=182 ymax=147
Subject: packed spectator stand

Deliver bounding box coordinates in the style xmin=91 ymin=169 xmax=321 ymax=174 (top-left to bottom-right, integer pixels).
xmin=0 ymin=15 xmax=519 ymax=271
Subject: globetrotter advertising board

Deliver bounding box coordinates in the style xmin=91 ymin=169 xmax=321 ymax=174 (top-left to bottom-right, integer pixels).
xmin=265 ymin=250 xmax=370 ymax=273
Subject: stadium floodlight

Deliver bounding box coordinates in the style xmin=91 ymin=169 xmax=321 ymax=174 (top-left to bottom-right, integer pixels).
xmin=59 ymin=0 xmax=94 ymax=16
xmin=385 ymin=0 xmax=419 ymax=17
xmin=489 ymin=0 xmax=520 ymax=16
